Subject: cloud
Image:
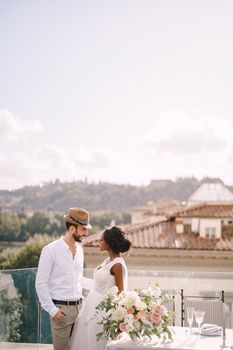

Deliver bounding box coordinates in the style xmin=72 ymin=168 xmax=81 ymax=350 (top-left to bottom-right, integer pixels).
xmin=0 ymin=135 xmax=113 ymax=189
xmin=141 ymin=110 xmax=232 ymax=156
xmin=0 ymin=109 xmax=114 ymax=189
xmin=122 ymin=110 xmax=233 ymax=186
xmin=1 ymin=108 xmax=233 ymax=189
xmin=228 ymin=154 xmax=233 ymax=162
xmin=34 ymin=145 xmax=111 ymax=169
xmin=155 ymin=129 xmax=226 ymax=155
xmin=0 ymin=109 xmax=42 ymax=140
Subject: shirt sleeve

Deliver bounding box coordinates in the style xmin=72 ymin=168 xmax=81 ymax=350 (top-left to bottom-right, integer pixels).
xmin=35 ymin=245 xmax=58 ymax=318
xmin=77 ymin=244 xmax=94 ymax=291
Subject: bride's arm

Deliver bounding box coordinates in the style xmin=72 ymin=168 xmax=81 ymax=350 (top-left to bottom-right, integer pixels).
xmin=110 ymin=263 xmax=124 ymax=292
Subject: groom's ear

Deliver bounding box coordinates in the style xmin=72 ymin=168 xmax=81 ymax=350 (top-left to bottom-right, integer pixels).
xmin=67 ymin=223 xmax=77 ymax=232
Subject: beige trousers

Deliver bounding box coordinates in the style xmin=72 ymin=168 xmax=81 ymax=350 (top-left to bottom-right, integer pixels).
xmin=50 ymin=303 xmax=81 ymax=350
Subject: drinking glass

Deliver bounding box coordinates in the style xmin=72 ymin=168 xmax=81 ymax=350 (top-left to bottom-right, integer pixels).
xmin=194 ymin=310 xmax=205 ymax=335
xmin=186 ymin=307 xmax=194 ymax=335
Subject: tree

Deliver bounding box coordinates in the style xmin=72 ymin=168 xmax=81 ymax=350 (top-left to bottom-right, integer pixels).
xmin=0 ymin=234 xmax=54 ymax=269
xmin=0 ymin=211 xmax=21 ymax=241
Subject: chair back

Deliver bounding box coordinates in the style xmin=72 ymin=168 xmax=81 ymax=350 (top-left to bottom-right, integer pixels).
xmin=181 ymin=289 xmax=224 ymax=327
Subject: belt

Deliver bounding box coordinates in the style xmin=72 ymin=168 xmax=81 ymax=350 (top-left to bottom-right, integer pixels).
xmin=52 ymin=298 xmax=82 ymax=306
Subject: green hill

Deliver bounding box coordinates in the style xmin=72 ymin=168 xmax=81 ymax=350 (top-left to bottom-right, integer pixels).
xmin=0 ymin=177 xmax=230 ymax=213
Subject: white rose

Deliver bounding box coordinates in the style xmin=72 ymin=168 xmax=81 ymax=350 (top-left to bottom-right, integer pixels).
xmin=112 ymin=307 xmax=127 ymax=321
xmin=141 ymin=286 xmax=161 ymax=298
xmin=153 ymin=286 xmax=161 ymax=298
xmin=141 ymin=287 xmax=153 ymax=297
xmin=107 ymin=286 xmax=119 ymax=297
xmin=136 ymin=300 xmax=147 ymax=311
xmin=124 ymin=291 xmax=140 ymax=307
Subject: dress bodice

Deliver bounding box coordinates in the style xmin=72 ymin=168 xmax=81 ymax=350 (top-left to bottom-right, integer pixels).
xmin=93 ymin=257 xmax=127 ymax=294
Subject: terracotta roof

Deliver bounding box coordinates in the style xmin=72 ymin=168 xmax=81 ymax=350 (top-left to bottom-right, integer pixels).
xmin=173 ymin=203 xmax=233 ymax=218
xmin=83 ymin=221 xmax=233 ymax=251
xmin=83 ymin=221 xmax=145 ymax=247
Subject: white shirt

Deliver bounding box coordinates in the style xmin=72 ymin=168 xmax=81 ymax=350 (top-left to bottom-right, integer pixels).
xmin=35 ymin=237 xmax=84 ymax=318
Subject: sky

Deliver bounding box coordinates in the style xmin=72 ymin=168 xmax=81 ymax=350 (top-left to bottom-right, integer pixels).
xmin=0 ymin=0 xmax=233 ymax=190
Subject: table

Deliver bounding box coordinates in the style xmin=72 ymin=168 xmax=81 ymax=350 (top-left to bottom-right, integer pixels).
xmin=106 ymin=327 xmax=233 ymax=350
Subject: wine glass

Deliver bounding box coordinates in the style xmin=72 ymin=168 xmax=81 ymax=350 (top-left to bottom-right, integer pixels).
xmin=194 ymin=310 xmax=205 ymax=335
xmin=186 ymin=307 xmax=194 ymax=335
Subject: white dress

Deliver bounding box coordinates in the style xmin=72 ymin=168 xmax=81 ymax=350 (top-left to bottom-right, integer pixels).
xmin=69 ymin=256 xmax=128 ymax=350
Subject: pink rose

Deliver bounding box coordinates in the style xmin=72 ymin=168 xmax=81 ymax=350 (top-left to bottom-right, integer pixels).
xmin=127 ymin=307 xmax=134 ymax=314
xmin=119 ymin=323 xmax=126 ymax=332
xmin=150 ymin=305 xmax=162 ymax=325
xmin=136 ymin=310 xmax=147 ymax=320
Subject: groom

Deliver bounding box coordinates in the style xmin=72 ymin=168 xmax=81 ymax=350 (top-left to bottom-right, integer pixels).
xmin=35 ymin=207 xmax=92 ymax=350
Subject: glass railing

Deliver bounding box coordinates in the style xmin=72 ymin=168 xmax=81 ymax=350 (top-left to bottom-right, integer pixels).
xmin=0 ymin=267 xmax=45 ymax=344
xmin=0 ymin=268 xmax=233 ymax=345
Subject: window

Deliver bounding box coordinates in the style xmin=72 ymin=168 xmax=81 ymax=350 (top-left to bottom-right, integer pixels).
xmin=205 ymin=227 xmax=216 ymax=238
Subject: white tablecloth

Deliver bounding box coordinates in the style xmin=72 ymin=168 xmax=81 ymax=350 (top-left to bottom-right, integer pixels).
xmin=106 ymin=327 xmax=233 ymax=350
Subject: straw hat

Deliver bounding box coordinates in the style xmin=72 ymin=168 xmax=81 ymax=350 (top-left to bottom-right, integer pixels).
xmin=64 ymin=208 xmax=92 ymax=229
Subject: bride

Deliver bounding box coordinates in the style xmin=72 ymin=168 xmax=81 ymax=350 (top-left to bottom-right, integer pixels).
xmin=69 ymin=226 xmax=131 ymax=350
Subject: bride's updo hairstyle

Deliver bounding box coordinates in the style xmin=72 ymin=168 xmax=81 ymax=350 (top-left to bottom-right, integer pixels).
xmin=103 ymin=226 xmax=131 ymax=254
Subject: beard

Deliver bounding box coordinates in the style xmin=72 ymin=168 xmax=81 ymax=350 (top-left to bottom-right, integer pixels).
xmin=72 ymin=233 xmax=82 ymax=242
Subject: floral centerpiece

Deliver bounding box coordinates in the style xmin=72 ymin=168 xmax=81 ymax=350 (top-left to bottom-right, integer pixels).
xmin=94 ymin=284 xmax=174 ymax=342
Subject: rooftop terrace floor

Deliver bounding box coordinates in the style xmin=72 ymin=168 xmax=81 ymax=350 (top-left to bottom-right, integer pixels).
xmin=0 ymin=343 xmax=52 ymax=350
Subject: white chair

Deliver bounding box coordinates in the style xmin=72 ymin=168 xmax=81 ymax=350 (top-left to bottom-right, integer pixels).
xmin=181 ymin=289 xmax=225 ymax=327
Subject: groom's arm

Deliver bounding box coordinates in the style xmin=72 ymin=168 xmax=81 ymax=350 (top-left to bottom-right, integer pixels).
xmin=35 ymin=246 xmax=59 ymax=318
xmin=81 ymin=276 xmax=94 ymax=290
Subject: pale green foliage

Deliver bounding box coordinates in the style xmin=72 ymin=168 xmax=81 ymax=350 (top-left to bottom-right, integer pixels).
xmin=0 ymin=211 xmax=21 ymax=240
xmin=0 ymin=234 xmax=55 ymax=269
xmin=0 ymin=291 xmax=23 ymax=342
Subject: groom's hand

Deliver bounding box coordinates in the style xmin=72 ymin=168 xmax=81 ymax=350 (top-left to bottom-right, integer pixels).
xmin=53 ymin=308 xmax=67 ymax=321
